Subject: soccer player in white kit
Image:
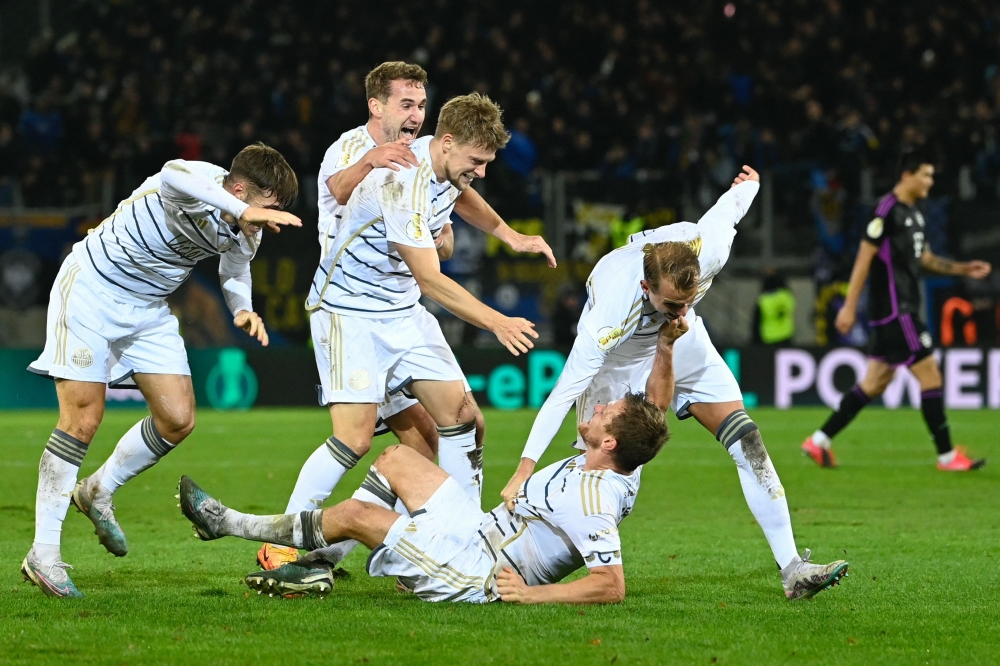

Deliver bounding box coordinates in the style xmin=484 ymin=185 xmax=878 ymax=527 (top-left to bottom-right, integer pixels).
xmin=21 ymin=144 xmax=301 ymax=598
xmin=501 ymin=166 xmax=850 ymax=600
xmin=258 ymin=64 xmax=556 ymax=571
xmin=179 ymin=315 xmax=684 ymax=603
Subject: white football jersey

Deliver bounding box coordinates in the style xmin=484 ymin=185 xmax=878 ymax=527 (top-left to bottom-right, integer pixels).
xmin=73 ymin=160 xmax=258 ymax=305
xmin=519 ymin=180 xmax=759 ymax=462
xmin=480 ymin=454 xmax=640 ymax=586
xmin=316 ymin=125 xmax=377 ymax=257
xmin=306 ymin=136 xmax=459 ymax=318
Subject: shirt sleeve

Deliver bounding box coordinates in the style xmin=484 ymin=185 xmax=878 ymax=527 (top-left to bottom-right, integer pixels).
xmin=519 ymin=327 xmax=608 ymax=462
xmin=218 ymin=237 xmax=258 ymax=316
xmin=160 ymin=160 xmax=250 ymax=221
xmin=382 ymin=200 xmax=437 ymax=250
xmin=560 ymin=513 xmax=624 ymax=570
xmin=695 ymin=180 xmax=759 ymax=273
xmin=863 ymin=204 xmax=894 ymax=245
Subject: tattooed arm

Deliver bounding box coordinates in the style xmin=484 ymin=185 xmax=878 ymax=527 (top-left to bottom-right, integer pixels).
xmin=920 ymin=249 xmax=992 ymax=279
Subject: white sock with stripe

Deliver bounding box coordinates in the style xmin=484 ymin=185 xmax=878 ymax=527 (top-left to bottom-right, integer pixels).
xmin=437 ymin=421 xmax=482 ymax=506
xmin=284 ymin=437 xmax=361 ymax=513
xmin=306 ymin=466 xmax=398 ymax=566
xmin=32 ymin=429 xmax=89 ymax=565
xmin=95 ymin=417 xmax=175 ymax=496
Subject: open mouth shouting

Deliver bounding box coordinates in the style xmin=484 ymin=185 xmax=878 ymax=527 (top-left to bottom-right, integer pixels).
xmin=399 ymin=124 xmax=417 ymax=139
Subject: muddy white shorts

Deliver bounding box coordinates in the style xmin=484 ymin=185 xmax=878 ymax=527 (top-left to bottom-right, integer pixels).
xmin=28 ymin=255 xmax=189 ymax=386
xmin=366 ymin=476 xmax=492 ymax=603
xmin=310 ymin=305 xmax=467 ymax=408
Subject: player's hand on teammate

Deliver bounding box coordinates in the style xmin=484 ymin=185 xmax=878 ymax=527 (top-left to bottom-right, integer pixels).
xmin=506 ymin=232 xmax=558 ymax=268
xmin=365 ymin=138 xmax=420 ymax=172
xmin=965 ymin=260 xmax=992 ymax=279
xmin=501 ymin=458 xmax=535 ymax=511
xmin=435 ymin=223 xmax=455 ymax=261
xmin=834 ymin=305 xmax=856 ymax=335
xmin=731 ymin=165 xmax=759 ymax=187
xmin=658 ymin=315 xmax=689 ymax=346
xmin=234 ymin=310 xmax=269 ymax=346
xmin=497 ymin=566 xmax=533 ymax=603
xmin=492 ymin=316 xmax=538 ymax=356
xmin=239 ymin=207 xmax=302 ymax=235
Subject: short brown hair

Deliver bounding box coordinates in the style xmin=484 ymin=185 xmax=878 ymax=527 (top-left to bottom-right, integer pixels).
xmin=434 ymin=93 xmax=510 ymax=151
xmin=226 ymin=142 xmax=298 ymax=209
xmin=642 ymin=241 xmax=700 ymax=293
xmin=608 ymin=392 xmax=669 ymax=472
xmin=365 ymin=61 xmax=428 ymax=105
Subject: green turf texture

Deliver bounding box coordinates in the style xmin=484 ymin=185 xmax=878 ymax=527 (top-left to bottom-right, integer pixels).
xmin=1 ymin=407 xmax=998 ymax=665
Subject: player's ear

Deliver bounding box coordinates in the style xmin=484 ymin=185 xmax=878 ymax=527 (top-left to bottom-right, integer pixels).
xmin=640 ymin=279 xmax=650 ymax=295
xmin=368 ymin=97 xmax=381 ymax=119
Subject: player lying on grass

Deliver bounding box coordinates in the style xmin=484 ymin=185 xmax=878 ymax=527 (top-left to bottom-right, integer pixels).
xmin=22 ymin=144 xmax=301 ymax=598
xmin=260 ymin=62 xmax=557 ymax=571
xmin=500 ymin=166 xmax=849 ymax=600
xmin=802 ymin=151 xmax=990 ymax=470
xmin=181 ymin=319 xmax=687 ymax=603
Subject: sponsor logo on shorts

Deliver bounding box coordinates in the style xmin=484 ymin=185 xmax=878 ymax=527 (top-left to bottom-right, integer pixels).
xmin=920 ymin=331 xmax=932 ymax=348
xmin=71 ymin=347 xmax=94 ymax=369
xmin=867 ymin=217 xmax=884 ymax=239
xmin=349 ymin=369 xmax=371 ymax=390
xmin=596 ymin=326 xmax=624 ymax=351
xmin=405 ymin=214 xmax=426 ymax=241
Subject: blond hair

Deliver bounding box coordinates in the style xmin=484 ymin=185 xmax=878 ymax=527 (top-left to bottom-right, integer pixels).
xmin=365 ymin=61 xmax=428 ymax=105
xmin=642 ymin=241 xmax=700 ymax=293
xmin=434 ymin=93 xmax=510 ymax=151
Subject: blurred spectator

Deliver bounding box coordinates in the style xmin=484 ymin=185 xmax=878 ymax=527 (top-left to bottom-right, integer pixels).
xmin=752 ymin=271 xmax=796 ymax=345
xmin=553 ymin=282 xmax=585 ymax=345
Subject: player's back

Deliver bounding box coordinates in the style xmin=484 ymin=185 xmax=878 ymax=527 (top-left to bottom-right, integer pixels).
xmin=73 ymin=160 xmax=256 ymax=304
xmin=864 ymin=192 xmax=926 ymax=324
xmin=481 ymin=455 xmax=639 ymax=586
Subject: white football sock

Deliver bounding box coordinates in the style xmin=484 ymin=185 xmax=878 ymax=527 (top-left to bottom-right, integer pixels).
xmin=96 ymin=417 xmax=174 ymax=496
xmin=221 ymin=507 xmax=327 ymax=550
xmin=437 ymin=421 xmax=481 ymax=505
xmin=938 ymin=449 xmax=957 ymax=465
xmin=308 ymin=466 xmax=399 ymax=566
xmin=730 ymin=437 xmax=798 ymax=569
xmin=811 ymin=429 xmax=831 ymax=449
xmin=33 ymin=430 xmax=89 ymax=563
xmin=284 ymin=437 xmax=361 ymax=513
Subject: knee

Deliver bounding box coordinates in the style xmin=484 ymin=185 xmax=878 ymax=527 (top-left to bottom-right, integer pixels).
xmin=454 ymin=393 xmax=481 ymax=428
xmin=156 ymin=406 xmax=196 ymax=443
xmin=374 ymin=444 xmax=407 ymax=471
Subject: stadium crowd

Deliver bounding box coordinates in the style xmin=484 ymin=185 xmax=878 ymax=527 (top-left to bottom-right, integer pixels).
xmin=0 ymin=0 xmax=999 ymax=208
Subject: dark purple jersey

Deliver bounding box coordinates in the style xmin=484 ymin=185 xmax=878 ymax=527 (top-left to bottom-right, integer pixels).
xmin=863 ymin=192 xmax=926 ymax=326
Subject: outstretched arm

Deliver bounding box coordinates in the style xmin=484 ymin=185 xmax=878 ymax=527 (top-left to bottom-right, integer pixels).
xmin=454 ymin=187 xmax=557 ymax=267
xmin=497 ymin=565 xmax=625 ymax=604
xmin=396 ymin=243 xmax=538 ymax=356
xmin=920 ymin=249 xmax=991 ymax=279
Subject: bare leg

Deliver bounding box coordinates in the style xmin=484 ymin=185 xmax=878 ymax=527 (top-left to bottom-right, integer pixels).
xmin=385 ymin=403 xmax=439 ymax=460
xmin=409 ymin=380 xmax=483 ymax=502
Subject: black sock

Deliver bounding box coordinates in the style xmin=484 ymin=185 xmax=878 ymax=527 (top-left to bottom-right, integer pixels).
xmin=920 ymin=389 xmax=952 ymax=455
xmin=820 ymin=385 xmax=872 ymax=439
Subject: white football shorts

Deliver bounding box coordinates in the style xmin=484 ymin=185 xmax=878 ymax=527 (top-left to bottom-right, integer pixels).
xmin=575 ymin=311 xmax=742 ymax=443
xmin=310 ymin=305 xmax=468 ymax=410
xmin=28 ymin=255 xmax=190 ymax=385
xmin=366 ymin=476 xmax=493 ymax=603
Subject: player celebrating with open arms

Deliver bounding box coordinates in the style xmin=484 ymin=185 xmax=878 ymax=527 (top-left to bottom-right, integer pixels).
xmin=258 ymin=63 xmax=556 ymax=572
xmin=501 ymin=166 xmax=849 ymax=600
xmin=22 ymin=144 xmax=301 ymax=597
xmin=802 ymin=152 xmax=991 ymax=470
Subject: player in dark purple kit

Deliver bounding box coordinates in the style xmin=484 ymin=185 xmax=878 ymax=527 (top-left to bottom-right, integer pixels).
xmin=802 ymin=152 xmax=992 ymax=471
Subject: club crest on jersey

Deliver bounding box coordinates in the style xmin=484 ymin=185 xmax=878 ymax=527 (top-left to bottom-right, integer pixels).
xmin=920 ymin=332 xmax=932 ymax=348
xmin=596 ymin=326 xmax=625 ymax=351
xmin=406 ymin=214 xmax=426 ymax=241
xmin=867 ymin=217 xmax=884 ymax=239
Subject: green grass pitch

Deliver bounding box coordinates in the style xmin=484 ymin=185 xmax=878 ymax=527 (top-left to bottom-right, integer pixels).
xmin=1 ymin=406 xmax=998 ymax=665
